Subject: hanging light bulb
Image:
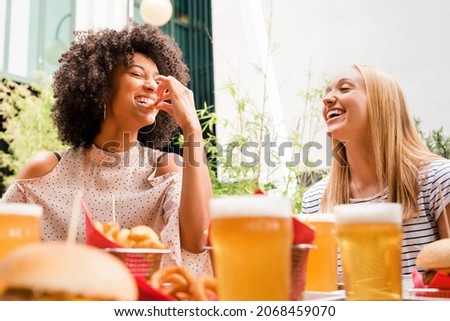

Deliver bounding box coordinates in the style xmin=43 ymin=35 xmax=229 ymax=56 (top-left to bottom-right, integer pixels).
xmin=44 ymin=14 xmax=71 ymax=65
xmin=139 ymin=0 xmax=173 ymax=27
xmin=44 ymin=39 xmax=67 ymax=65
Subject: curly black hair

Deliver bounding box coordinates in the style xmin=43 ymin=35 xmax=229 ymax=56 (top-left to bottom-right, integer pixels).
xmin=52 ymin=19 xmax=188 ymax=149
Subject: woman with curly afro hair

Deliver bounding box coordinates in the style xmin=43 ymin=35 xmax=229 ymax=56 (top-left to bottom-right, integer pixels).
xmin=2 ymin=20 xmax=213 ymax=276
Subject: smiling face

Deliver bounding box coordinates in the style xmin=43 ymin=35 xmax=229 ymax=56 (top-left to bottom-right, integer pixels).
xmin=322 ymin=67 xmax=369 ymax=143
xmin=108 ymin=52 xmax=160 ymax=132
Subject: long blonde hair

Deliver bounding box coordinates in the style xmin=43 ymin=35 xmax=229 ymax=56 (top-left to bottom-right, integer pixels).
xmin=321 ymin=65 xmax=441 ymax=220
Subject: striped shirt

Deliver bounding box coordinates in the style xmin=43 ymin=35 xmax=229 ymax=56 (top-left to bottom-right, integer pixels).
xmin=301 ymin=159 xmax=450 ymax=275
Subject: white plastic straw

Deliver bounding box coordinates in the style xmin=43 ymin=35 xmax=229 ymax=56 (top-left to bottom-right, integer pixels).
xmin=112 ymin=194 xmax=116 ymax=223
xmin=67 ymin=190 xmax=84 ymax=243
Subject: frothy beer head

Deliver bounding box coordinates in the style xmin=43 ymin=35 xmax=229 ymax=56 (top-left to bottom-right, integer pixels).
xmin=0 ymin=203 xmax=43 ymax=217
xmin=209 ymin=195 xmax=291 ymax=219
xmin=333 ymin=203 xmax=402 ymax=225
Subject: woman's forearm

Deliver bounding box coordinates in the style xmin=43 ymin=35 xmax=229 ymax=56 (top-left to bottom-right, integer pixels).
xmin=178 ymin=129 xmax=212 ymax=253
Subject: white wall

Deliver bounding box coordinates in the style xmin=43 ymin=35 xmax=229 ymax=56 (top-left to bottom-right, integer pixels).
xmin=212 ymin=0 xmax=450 ymax=169
xmin=75 ymin=0 xmax=130 ymax=30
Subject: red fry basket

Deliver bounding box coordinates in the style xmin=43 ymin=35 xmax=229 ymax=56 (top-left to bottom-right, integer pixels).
xmin=407 ymin=288 xmax=450 ymax=299
xmin=82 ymin=199 xmax=170 ymax=279
xmin=104 ymin=247 xmax=170 ymax=279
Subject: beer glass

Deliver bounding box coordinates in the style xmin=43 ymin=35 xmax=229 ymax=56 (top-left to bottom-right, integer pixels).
xmin=334 ymin=203 xmax=403 ymax=300
xmin=209 ymin=195 xmax=292 ymax=300
xmin=0 ymin=203 xmax=43 ymax=261
xmin=301 ymin=213 xmax=338 ymax=292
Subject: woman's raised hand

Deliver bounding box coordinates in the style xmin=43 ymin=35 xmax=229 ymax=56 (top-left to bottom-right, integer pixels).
xmin=155 ymin=75 xmax=201 ymax=135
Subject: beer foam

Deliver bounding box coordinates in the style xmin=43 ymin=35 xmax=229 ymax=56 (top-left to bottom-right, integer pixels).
xmin=299 ymin=213 xmax=336 ymax=223
xmin=209 ymin=195 xmax=292 ymax=219
xmin=333 ymin=203 xmax=402 ymax=225
xmin=0 ymin=203 xmax=43 ymax=217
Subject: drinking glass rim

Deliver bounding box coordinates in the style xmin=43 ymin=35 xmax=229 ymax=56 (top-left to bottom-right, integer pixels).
xmin=209 ymin=195 xmax=292 ymax=219
xmin=0 ymin=203 xmax=43 ymax=217
xmin=202 ymin=244 xmax=316 ymax=251
xmin=333 ymin=202 xmax=402 ymax=225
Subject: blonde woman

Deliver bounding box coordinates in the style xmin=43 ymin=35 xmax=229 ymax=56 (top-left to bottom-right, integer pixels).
xmin=302 ymin=64 xmax=450 ymax=274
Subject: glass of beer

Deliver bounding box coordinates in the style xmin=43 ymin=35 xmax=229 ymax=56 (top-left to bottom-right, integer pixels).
xmin=334 ymin=203 xmax=403 ymax=300
xmin=0 ymin=203 xmax=43 ymax=261
xmin=301 ymin=213 xmax=338 ymax=292
xmin=209 ymin=195 xmax=292 ymax=300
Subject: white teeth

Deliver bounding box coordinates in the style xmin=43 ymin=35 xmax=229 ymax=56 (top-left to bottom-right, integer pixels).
xmin=136 ymin=97 xmax=156 ymax=108
xmin=327 ymin=109 xmax=343 ymax=120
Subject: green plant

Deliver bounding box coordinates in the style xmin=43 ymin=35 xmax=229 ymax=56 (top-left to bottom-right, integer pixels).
xmin=195 ymin=70 xmax=327 ymax=214
xmin=415 ymin=117 xmax=450 ymax=159
xmin=0 ymin=79 xmax=66 ymax=191
xmin=209 ymin=79 xmax=277 ymax=195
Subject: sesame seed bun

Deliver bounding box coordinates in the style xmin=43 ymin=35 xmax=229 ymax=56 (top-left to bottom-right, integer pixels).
xmin=416 ymin=239 xmax=450 ymax=273
xmin=0 ymin=242 xmax=138 ymax=300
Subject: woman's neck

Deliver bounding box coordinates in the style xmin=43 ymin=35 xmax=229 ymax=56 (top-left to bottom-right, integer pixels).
xmin=345 ymin=140 xmax=381 ymax=198
xmin=93 ymin=124 xmax=139 ymax=152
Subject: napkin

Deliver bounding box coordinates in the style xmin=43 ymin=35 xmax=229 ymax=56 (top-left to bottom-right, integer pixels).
xmin=292 ymin=215 xmax=315 ymax=245
xmin=81 ymin=199 xmax=122 ymax=249
xmin=135 ymin=277 xmax=173 ymax=301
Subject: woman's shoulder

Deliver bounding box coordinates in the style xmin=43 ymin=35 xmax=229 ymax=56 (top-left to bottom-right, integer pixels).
xmin=15 ymin=149 xmax=77 ymax=180
xmin=154 ymin=151 xmax=183 ymax=177
xmin=420 ymin=158 xmax=450 ymax=180
xmin=301 ymin=176 xmax=329 ymax=214
xmin=424 ymin=158 xmax=450 ymax=168
xmin=303 ymin=176 xmax=329 ymax=196
xmin=15 ymin=151 xmax=64 ymax=179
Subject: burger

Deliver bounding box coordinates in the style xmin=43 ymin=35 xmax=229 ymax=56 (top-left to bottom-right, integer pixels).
xmin=416 ymin=238 xmax=450 ymax=287
xmin=0 ymin=241 xmax=138 ymax=300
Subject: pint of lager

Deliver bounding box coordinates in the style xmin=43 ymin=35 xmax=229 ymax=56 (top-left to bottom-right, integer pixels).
xmin=209 ymin=195 xmax=292 ymax=300
xmin=301 ymin=213 xmax=338 ymax=292
xmin=334 ymin=203 xmax=403 ymax=300
xmin=0 ymin=203 xmax=43 ymax=260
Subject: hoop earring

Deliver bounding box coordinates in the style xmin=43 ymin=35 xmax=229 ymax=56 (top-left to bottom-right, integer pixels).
xmin=103 ymin=103 xmax=107 ymax=120
xmin=139 ymin=121 xmax=157 ymax=134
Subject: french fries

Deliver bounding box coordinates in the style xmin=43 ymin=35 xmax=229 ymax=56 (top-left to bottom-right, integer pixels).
xmin=93 ymin=220 xmax=167 ymax=249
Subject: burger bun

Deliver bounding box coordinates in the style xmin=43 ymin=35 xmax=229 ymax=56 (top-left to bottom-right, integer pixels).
xmin=416 ymin=238 xmax=450 ymax=273
xmin=0 ymin=241 xmax=138 ymax=300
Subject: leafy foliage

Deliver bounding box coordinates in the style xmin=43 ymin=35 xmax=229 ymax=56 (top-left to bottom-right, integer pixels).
xmin=415 ymin=117 xmax=450 ymax=159
xmin=195 ymin=72 xmax=328 ymax=214
xmin=0 ymin=79 xmax=66 ymax=190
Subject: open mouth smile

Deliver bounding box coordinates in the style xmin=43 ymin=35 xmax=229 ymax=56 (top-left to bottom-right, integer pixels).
xmin=135 ymin=96 xmax=156 ymax=108
xmin=326 ymin=109 xmax=345 ymax=120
